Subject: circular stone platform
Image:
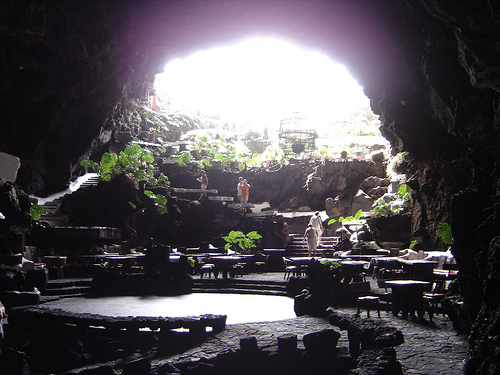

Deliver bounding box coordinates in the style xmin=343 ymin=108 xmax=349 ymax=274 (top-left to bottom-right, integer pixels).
xmin=41 ymin=293 xmax=296 ymax=324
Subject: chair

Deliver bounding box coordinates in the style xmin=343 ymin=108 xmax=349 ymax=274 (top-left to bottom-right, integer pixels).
xmin=253 ymin=253 xmax=268 ymax=273
xmin=412 ymin=282 xmax=447 ymax=321
xmin=423 ymin=281 xmax=447 ymax=316
xmin=43 ymin=256 xmax=67 ymax=279
xmin=283 ymin=257 xmax=299 ymax=279
xmin=230 ymin=263 xmax=245 ymax=277
xmin=200 ymin=257 xmax=216 ymax=278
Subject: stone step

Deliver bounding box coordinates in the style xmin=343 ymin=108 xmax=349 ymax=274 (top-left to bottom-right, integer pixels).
xmin=227 ymin=203 xmax=255 ymax=209
xmin=208 ymin=196 xmax=234 ymax=202
xmin=191 ymin=287 xmax=287 ymax=296
xmin=46 ymin=278 xmax=93 ymax=289
xmin=42 ymin=285 xmax=92 ymax=296
xmin=171 ymin=187 xmax=219 ymax=194
xmin=194 ymin=279 xmax=287 ymax=289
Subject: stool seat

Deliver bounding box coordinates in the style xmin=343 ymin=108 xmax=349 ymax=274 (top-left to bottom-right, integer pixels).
xmin=357 ymin=296 xmax=381 ymax=318
xmin=200 ymin=263 xmax=215 ymax=278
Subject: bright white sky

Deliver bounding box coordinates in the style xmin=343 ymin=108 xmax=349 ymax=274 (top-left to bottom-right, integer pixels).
xmin=154 ymin=38 xmax=371 ymax=134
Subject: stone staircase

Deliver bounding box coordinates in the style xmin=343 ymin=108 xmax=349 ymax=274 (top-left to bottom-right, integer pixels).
xmin=42 ymin=278 xmax=93 ymax=299
xmin=284 ymin=233 xmax=339 ymax=257
xmin=193 ymin=277 xmax=288 ymax=296
xmin=40 ymin=275 xmax=289 ymax=299
xmin=38 ymin=173 xmax=101 ymax=226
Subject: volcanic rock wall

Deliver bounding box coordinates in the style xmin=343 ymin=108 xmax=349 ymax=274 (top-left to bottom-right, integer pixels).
xmin=1 ymin=1 xmax=499 ymax=373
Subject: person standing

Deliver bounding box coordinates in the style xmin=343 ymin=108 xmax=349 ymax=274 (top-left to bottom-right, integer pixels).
xmin=196 ymin=170 xmax=208 ymax=199
xmin=303 ymin=224 xmax=318 ymax=257
xmin=240 ymin=179 xmax=250 ymax=205
xmin=308 ymin=211 xmax=323 ymax=246
xmin=236 ymin=176 xmax=244 ymax=203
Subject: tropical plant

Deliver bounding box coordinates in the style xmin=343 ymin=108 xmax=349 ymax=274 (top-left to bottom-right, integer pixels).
xmin=81 ymin=141 xmax=168 ymax=185
xmin=328 ymin=209 xmax=363 ymax=226
xmin=319 ymin=259 xmax=342 ymax=269
xmin=174 ymin=151 xmax=193 ymax=167
xmin=371 ymin=183 xmax=411 ymax=217
xmin=81 ymin=141 xmax=170 ymax=214
xmin=30 ymin=203 xmax=49 ymax=221
xmin=222 ymin=230 xmax=262 ymax=254
xmin=409 ymin=240 xmax=419 ymax=249
xmin=436 ymin=222 xmax=453 ymax=245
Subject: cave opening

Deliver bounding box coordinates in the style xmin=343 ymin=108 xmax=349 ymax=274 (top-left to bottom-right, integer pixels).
xmin=151 ymin=37 xmax=388 ymax=162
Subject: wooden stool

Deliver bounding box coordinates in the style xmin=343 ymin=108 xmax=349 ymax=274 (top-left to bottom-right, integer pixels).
xmin=200 ymin=263 xmax=215 ymax=278
xmin=357 ymin=296 xmax=381 ymax=318
xmin=284 ymin=265 xmax=299 ymax=279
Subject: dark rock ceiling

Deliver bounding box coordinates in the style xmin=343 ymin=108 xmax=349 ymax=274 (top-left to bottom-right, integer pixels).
xmin=1 ymin=0 xmax=500 ymax=373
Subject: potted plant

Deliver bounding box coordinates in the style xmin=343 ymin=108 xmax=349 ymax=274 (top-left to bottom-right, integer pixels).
xmin=222 ymin=230 xmax=262 ymax=254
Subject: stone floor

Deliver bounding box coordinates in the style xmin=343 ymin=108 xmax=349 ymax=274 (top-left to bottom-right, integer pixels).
xmin=41 ymin=272 xmax=468 ymax=374
xmin=166 ymin=273 xmax=468 ymax=375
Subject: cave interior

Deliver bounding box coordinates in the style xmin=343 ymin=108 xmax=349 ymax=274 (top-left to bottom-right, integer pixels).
xmin=1 ymin=0 xmax=500 ymax=374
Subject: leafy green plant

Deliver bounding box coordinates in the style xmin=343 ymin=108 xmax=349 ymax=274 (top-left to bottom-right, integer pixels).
xmin=436 ymin=222 xmax=453 ymax=245
xmin=328 ymin=209 xmax=363 ymax=226
xmin=30 ymin=203 xmax=49 ymax=221
xmin=144 ymin=190 xmax=168 ymax=214
xmin=174 ymin=151 xmax=193 ymax=167
xmin=371 ymin=183 xmax=411 ymax=217
xmin=81 ymin=142 xmax=167 ymax=185
xmin=319 ymin=259 xmax=342 ymax=269
xmin=222 ymin=230 xmax=262 ymax=254
xmin=409 ymin=240 xmax=419 ymax=249
xmin=81 ymin=141 xmax=170 ymax=214
xmin=8 ymin=203 xmax=48 ymax=236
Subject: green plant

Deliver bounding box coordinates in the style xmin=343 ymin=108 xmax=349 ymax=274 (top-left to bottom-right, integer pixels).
xmin=81 ymin=142 xmax=168 ymax=184
xmin=29 ymin=203 xmax=49 ymax=221
xmin=174 ymin=151 xmax=193 ymax=167
xmin=222 ymin=230 xmax=262 ymax=254
xmin=328 ymin=209 xmax=362 ymax=226
xmin=387 ymin=152 xmax=409 ymax=176
xmin=319 ymin=259 xmax=342 ymax=269
xmin=144 ymin=190 xmax=168 ymax=214
xmin=9 ymin=203 xmax=49 ymax=235
xmin=81 ymin=141 xmax=170 ymax=214
xmin=409 ymin=240 xmax=419 ymax=249
xmin=371 ymin=183 xmax=411 ymax=217
xmin=436 ymin=222 xmax=453 ymax=245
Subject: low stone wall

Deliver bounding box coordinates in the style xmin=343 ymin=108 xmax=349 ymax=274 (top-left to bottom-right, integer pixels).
xmin=9 ymin=306 xmax=226 ymax=335
xmin=5 ymin=306 xmax=404 ymax=374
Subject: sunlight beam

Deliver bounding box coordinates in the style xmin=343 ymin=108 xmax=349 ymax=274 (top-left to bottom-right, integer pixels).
xmin=155 ymin=37 xmax=372 ymax=135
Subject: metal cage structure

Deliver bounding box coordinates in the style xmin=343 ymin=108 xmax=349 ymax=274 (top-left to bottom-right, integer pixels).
xmin=278 ymin=113 xmax=318 ymax=158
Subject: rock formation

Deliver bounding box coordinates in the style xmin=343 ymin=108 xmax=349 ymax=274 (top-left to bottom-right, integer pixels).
xmin=1 ymin=1 xmax=499 ymax=373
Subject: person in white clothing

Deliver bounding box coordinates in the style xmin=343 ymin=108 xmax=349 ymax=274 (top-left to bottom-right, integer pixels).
xmin=236 ymin=176 xmax=244 ymax=202
xmin=308 ymin=211 xmax=323 ymax=246
xmin=304 ymin=224 xmax=318 ymax=257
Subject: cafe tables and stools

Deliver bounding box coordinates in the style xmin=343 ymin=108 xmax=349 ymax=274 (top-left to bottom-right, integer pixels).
xmin=398 ymin=259 xmax=438 ymax=282
xmin=289 ymin=257 xmax=319 ymax=276
xmin=421 ymin=282 xmax=447 ymax=319
xmin=340 ymin=260 xmax=369 ymax=283
xmin=199 ymin=256 xmax=216 ymax=278
xmin=43 ymin=256 xmax=67 ymax=279
xmin=357 ymin=296 xmax=381 ymax=318
xmin=211 ymin=255 xmax=245 ymax=278
xmin=253 ymin=253 xmax=269 ymax=273
xmin=385 ymin=280 xmax=430 ymax=318
xmin=283 ymin=257 xmax=300 ymax=279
